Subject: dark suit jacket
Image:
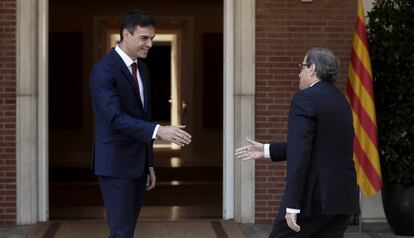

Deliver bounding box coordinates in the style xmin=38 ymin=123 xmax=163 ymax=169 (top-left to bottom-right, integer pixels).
xmin=90 ymin=48 xmax=156 ymax=178
xmin=269 ymin=81 xmax=360 ymax=220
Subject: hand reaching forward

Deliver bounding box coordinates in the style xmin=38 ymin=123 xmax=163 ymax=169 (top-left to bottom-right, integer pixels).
xmin=234 ymin=137 xmax=265 ymax=160
xmin=157 ymin=125 xmax=192 ymax=146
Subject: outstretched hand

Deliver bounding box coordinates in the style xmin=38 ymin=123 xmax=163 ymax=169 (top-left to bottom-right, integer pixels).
xmin=234 ymin=137 xmax=265 ymax=160
xmin=157 ymin=125 xmax=192 ymax=146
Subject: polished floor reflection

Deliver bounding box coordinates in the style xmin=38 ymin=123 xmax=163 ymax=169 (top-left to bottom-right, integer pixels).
xmin=50 ymin=206 xmax=222 ymax=220
xmin=49 ymin=149 xmax=222 ymax=219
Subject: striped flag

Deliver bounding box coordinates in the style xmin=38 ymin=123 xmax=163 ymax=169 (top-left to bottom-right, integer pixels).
xmin=346 ymin=0 xmax=382 ymax=197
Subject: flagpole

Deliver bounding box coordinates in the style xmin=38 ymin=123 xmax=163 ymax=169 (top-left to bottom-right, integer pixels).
xmin=359 ymin=190 xmax=362 ymax=238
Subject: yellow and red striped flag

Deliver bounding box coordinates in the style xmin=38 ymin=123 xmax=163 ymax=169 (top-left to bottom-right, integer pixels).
xmin=346 ymin=0 xmax=382 ymax=197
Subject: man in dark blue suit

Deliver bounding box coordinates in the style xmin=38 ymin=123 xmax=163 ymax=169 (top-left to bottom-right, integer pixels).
xmin=90 ymin=10 xmax=191 ymax=238
xmin=235 ymin=48 xmax=360 ymax=237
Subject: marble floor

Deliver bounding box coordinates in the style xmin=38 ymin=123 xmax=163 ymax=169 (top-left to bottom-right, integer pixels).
xmin=238 ymin=222 xmax=414 ymax=238
xmin=2 ymin=222 xmax=414 ymax=238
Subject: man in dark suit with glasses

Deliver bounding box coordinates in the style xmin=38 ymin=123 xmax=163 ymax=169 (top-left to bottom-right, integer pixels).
xmin=236 ymin=48 xmax=360 ymax=238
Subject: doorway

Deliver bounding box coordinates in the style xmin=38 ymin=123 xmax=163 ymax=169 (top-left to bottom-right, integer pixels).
xmin=48 ymin=0 xmax=223 ymax=220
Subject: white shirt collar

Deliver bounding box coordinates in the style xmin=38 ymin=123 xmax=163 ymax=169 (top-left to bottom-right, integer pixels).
xmin=309 ymin=80 xmax=321 ymax=88
xmin=115 ymin=45 xmax=136 ymax=68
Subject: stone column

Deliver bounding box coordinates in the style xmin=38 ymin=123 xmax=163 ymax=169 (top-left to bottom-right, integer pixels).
xmin=227 ymin=0 xmax=256 ymax=223
xmin=16 ymin=0 xmax=48 ymax=224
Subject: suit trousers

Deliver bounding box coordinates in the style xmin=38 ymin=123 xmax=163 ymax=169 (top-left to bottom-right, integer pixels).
xmin=269 ymin=214 xmax=351 ymax=238
xmin=98 ymin=175 xmax=147 ymax=238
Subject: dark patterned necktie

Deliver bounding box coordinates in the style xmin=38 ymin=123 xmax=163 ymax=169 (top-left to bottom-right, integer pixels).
xmin=131 ymin=62 xmax=143 ymax=107
xmin=130 ymin=62 xmax=139 ymax=92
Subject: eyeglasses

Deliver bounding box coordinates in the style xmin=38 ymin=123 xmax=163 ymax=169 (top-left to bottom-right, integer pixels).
xmin=298 ymin=63 xmax=311 ymax=71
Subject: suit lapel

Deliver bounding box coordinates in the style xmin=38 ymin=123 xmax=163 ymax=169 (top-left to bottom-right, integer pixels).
xmin=110 ymin=49 xmax=145 ymax=112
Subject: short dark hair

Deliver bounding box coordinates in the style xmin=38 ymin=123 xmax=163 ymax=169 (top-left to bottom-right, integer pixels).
xmin=305 ymin=48 xmax=339 ymax=82
xmin=119 ymin=10 xmax=155 ymax=42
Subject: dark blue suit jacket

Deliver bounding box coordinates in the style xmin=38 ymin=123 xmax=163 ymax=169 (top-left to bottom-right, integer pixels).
xmin=90 ymin=49 xmax=156 ymax=178
xmin=269 ymin=81 xmax=360 ymax=220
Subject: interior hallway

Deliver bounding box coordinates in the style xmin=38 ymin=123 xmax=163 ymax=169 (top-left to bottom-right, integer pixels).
xmin=48 ymin=0 xmax=223 ymax=221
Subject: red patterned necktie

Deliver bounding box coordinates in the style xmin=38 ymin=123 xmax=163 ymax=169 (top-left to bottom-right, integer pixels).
xmin=131 ymin=62 xmax=144 ymax=107
xmin=130 ymin=62 xmax=139 ymax=92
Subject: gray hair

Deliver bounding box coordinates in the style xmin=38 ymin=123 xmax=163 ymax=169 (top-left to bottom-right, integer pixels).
xmin=305 ymin=48 xmax=339 ymax=82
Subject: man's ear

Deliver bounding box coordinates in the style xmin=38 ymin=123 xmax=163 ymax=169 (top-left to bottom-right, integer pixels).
xmin=309 ymin=64 xmax=316 ymax=76
xmin=122 ymin=29 xmax=130 ymax=41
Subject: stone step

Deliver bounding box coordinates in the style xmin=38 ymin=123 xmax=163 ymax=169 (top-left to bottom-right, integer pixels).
xmin=49 ymin=181 xmax=222 ymax=207
xmin=50 ymin=162 xmax=222 ymax=209
xmin=49 ymin=166 xmax=222 ymax=182
xmin=49 ymin=205 xmax=222 ymax=219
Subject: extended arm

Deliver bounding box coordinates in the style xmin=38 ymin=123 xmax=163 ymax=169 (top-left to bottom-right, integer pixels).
xmin=235 ymin=138 xmax=287 ymax=162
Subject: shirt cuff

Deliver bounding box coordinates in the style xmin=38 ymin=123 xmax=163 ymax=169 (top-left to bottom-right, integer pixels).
xmin=286 ymin=208 xmax=300 ymax=214
xmin=152 ymin=124 xmax=160 ymax=139
xmin=264 ymin=144 xmax=271 ymax=159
